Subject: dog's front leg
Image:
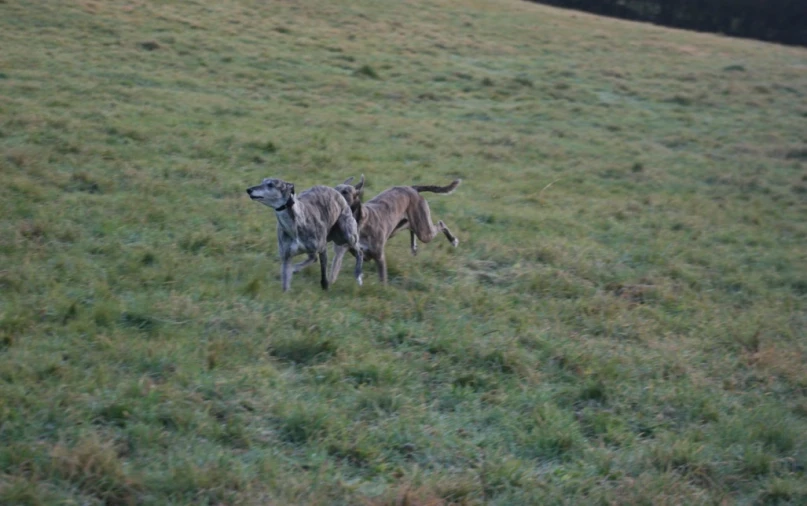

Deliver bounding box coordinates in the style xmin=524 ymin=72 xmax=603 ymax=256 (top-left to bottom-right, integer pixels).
xmin=329 ymin=244 xmax=348 ymax=284
xmin=280 ymin=257 xmax=293 ymax=292
xmin=353 ymin=248 xmax=364 ymax=286
xmin=410 ymin=231 xmax=418 ymax=256
xmin=319 ymin=250 xmax=329 ymax=290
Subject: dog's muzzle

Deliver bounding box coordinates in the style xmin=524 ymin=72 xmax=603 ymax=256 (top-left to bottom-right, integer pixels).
xmin=246 ymin=188 xmax=260 ymax=200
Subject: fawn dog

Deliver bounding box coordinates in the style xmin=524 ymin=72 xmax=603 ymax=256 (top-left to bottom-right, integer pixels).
xmin=330 ymin=175 xmax=460 ymax=284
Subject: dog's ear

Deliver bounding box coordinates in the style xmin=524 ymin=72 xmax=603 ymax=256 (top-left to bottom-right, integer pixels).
xmin=343 ymin=176 xmax=354 ymax=185
xmin=289 ymin=183 xmax=295 ymax=196
xmin=354 ymin=174 xmax=365 ymax=191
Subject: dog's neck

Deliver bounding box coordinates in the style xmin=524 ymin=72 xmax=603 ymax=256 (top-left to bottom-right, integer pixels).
xmin=274 ymin=195 xmax=299 ymax=234
xmin=350 ymin=201 xmax=365 ymax=228
xmin=273 ymin=196 xmax=295 ymax=213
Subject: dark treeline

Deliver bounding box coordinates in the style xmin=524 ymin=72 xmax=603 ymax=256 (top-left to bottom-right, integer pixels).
xmin=529 ymin=0 xmax=807 ymax=47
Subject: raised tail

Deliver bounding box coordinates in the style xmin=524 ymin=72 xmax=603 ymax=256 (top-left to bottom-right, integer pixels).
xmin=411 ymin=179 xmax=461 ymax=194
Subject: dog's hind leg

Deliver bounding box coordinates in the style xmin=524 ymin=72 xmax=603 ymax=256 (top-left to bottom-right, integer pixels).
xmin=437 ymin=220 xmax=459 ymax=247
xmin=293 ymin=253 xmax=317 ymax=273
xmin=319 ymin=250 xmax=329 ymax=290
xmin=329 ymin=244 xmax=348 ymax=284
xmin=409 ymin=199 xmax=459 ymax=247
xmin=410 ymin=231 xmax=418 ymax=256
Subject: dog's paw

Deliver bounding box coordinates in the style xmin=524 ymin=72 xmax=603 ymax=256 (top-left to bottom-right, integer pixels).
xmin=356 ymin=274 xmax=363 ymax=287
xmin=451 ymin=238 xmax=459 ymax=248
xmin=411 ymin=247 xmax=418 ymax=256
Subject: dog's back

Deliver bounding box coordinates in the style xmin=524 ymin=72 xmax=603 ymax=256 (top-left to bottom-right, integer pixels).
xmin=298 ymin=185 xmax=350 ymax=227
xmin=366 ymin=186 xmax=416 ymax=211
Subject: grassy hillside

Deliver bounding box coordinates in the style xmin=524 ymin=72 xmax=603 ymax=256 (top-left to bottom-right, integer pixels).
xmin=1 ymin=0 xmax=806 ymax=504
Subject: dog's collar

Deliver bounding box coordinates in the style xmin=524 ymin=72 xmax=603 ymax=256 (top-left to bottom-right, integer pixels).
xmin=273 ymin=197 xmax=294 ymax=212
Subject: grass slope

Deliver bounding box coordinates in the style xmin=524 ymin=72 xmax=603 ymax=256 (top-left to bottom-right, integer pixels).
xmin=1 ymin=0 xmax=806 ymax=504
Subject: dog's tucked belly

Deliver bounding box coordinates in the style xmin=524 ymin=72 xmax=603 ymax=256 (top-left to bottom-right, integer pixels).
xmin=358 ymin=242 xmax=377 ymax=260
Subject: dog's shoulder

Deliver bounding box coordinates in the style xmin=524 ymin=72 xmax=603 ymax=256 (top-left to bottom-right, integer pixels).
xmin=299 ymin=185 xmax=343 ymax=203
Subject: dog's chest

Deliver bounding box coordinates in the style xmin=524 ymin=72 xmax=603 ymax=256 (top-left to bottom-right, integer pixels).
xmin=275 ymin=208 xmax=327 ymax=255
xmin=280 ymin=229 xmax=317 ymax=256
xmin=288 ymin=236 xmax=308 ymax=255
xmin=276 ymin=213 xmax=305 ymax=253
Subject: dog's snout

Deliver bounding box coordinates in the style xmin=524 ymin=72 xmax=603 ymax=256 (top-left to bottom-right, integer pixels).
xmin=246 ymin=188 xmax=253 ymax=195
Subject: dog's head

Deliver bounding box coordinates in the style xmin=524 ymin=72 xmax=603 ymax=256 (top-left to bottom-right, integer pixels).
xmin=334 ymin=174 xmax=364 ymax=209
xmin=246 ymin=178 xmax=295 ymax=209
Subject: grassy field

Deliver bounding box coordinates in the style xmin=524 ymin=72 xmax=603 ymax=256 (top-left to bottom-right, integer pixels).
xmin=1 ymin=0 xmax=806 ymax=504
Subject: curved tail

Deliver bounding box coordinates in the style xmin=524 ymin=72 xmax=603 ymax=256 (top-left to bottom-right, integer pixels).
xmin=411 ymin=179 xmax=461 ymax=194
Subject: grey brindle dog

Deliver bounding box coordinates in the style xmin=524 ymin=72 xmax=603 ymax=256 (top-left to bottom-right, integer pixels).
xmin=330 ymin=175 xmax=460 ymax=284
xmin=246 ymin=178 xmax=363 ymax=292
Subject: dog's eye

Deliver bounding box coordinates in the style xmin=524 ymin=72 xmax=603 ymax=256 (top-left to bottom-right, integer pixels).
xmin=267 ymin=182 xmax=274 ymax=188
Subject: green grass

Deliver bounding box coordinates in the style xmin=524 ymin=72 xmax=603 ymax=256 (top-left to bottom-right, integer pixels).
xmin=1 ymin=0 xmax=806 ymax=503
